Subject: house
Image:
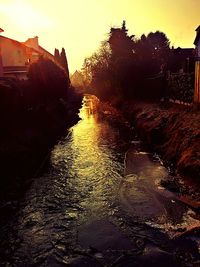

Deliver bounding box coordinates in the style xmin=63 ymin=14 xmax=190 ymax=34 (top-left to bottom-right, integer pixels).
xmin=194 ymin=25 xmax=200 ymax=104
xmin=70 ymin=70 xmax=85 ymax=88
xmin=169 ymin=47 xmax=195 ymax=73
xmin=0 ymin=35 xmax=38 ymax=79
xmin=0 ymin=29 xmax=62 ymax=79
xmin=194 ymin=25 xmax=200 ymax=57
xmin=169 ymin=25 xmax=200 ymax=74
xmin=0 ymin=28 xmax=4 ymax=77
xmin=23 ymin=36 xmax=56 ymax=64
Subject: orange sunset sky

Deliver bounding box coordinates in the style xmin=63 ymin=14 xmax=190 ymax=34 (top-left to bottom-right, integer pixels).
xmin=0 ymin=0 xmax=199 ymax=73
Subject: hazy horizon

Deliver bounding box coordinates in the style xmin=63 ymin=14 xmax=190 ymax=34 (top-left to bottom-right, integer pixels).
xmin=0 ymin=0 xmax=199 ymax=73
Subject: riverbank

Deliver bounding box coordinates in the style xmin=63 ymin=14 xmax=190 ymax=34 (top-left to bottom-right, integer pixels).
xmin=98 ymin=100 xmax=200 ymax=203
xmin=0 ymin=94 xmax=82 ymax=200
xmin=1 ymin=95 xmax=200 ymax=266
xmin=77 ymin=98 xmax=200 ymax=266
xmin=0 ymin=60 xmax=83 ymax=202
xmin=121 ymin=101 xmax=200 ymax=186
xmin=0 ymin=87 xmax=83 ymax=266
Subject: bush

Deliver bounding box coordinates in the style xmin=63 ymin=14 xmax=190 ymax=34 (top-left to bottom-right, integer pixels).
xmin=168 ymin=73 xmax=194 ymax=103
xmin=28 ymin=57 xmax=69 ymax=103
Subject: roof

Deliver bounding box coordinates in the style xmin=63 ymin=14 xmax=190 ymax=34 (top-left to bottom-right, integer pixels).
xmin=195 ymin=26 xmax=200 ymax=32
xmin=23 ymin=37 xmax=54 ymax=58
xmin=24 ymin=36 xmax=38 ymax=43
xmin=0 ymin=34 xmax=59 ymax=69
xmin=0 ymin=35 xmax=47 ymax=56
xmin=0 ymin=28 xmax=4 ymax=33
xmin=194 ymin=25 xmax=200 ymax=46
xmin=0 ymin=35 xmax=26 ymax=48
xmin=38 ymin=45 xmax=54 ymax=58
xmin=173 ymin=47 xmax=194 ymax=58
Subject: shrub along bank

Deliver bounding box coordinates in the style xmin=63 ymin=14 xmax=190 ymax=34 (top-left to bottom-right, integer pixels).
xmin=0 ymin=58 xmax=82 ymax=200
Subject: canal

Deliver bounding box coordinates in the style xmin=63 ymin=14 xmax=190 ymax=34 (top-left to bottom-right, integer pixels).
xmin=2 ymin=95 xmax=200 ymax=266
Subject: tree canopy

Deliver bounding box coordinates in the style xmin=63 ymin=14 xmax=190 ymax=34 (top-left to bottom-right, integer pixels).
xmin=82 ymin=22 xmax=171 ymax=102
xmin=28 ymin=57 xmax=69 ymax=102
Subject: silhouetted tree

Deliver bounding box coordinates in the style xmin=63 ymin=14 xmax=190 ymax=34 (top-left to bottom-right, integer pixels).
xmin=109 ymin=20 xmax=135 ymax=60
xmin=60 ymin=48 xmax=70 ymax=80
xmin=134 ymin=31 xmax=170 ymax=74
xmin=82 ymin=23 xmax=171 ymax=102
xmin=147 ymin=31 xmax=170 ymax=62
xmin=108 ymin=21 xmax=139 ymax=98
xmin=54 ymin=48 xmax=60 ymax=64
xmin=60 ymin=48 xmax=70 ymax=87
xmin=28 ymin=57 xmax=68 ymax=103
xmin=82 ymin=41 xmax=113 ymax=99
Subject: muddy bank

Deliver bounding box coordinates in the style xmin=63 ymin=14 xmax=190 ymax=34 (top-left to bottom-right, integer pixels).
xmin=122 ymin=101 xmax=200 ymax=183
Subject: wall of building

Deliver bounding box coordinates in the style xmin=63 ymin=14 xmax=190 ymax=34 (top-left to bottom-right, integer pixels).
xmin=0 ymin=37 xmax=29 ymax=67
xmin=24 ymin=37 xmax=55 ymax=63
xmin=0 ymin=46 xmax=3 ymax=76
xmin=0 ymin=35 xmax=61 ymax=79
xmin=197 ymin=39 xmax=200 ymax=57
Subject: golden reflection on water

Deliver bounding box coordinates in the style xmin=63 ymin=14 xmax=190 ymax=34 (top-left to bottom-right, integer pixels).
xmin=71 ymin=95 xmax=118 ymax=171
xmin=52 ymin=95 xmax=198 ymax=234
xmin=10 ymin=97 xmax=200 ymax=265
xmin=62 ymin=95 xmax=123 ymax=220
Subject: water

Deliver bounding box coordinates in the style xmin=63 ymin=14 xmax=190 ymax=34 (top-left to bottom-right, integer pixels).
xmin=2 ymin=95 xmax=200 ymax=266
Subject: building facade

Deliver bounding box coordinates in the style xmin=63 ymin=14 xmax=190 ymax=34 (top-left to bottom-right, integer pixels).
xmin=194 ymin=26 xmax=200 ymax=104
xmin=0 ymin=30 xmax=60 ymax=79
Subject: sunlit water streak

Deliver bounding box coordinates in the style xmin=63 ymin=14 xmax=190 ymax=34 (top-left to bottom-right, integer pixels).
xmin=6 ymin=95 xmax=200 ymax=266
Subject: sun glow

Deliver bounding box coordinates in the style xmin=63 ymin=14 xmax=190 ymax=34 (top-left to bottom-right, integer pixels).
xmin=0 ymin=0 xmax=200 ymax=72
xmin=0 ymin=0 xmax=53 ymax=35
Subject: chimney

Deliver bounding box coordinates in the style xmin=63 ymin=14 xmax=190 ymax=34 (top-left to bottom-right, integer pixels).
xmin=24 ymin=36 xmax=39 ymax=50
xmin=34 ymin=36 xmax=39 ymax=47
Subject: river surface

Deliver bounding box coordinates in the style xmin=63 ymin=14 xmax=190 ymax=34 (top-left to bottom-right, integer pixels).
xmin=2 ymin=95 xmax=200 ymax=266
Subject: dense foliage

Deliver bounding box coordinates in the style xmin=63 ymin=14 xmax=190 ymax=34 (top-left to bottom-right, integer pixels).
xmin=82 ymin=21 xmax=171 ymax=102
xmin=0 ymin=58 xmax=82 ymax=192
xmin=82 ymin=21 xmax=194 ymax=104
xmin=168 ymin=73 xmax=194 ymax=103
xmin=27 ymin=57 xmax=70 ymax=104
xmin=54 ymin=47 xmax=70 ymax=86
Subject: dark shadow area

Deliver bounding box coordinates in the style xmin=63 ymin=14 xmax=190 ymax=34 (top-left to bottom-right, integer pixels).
xmin=0 ymin=58 xmax=82 ymax=202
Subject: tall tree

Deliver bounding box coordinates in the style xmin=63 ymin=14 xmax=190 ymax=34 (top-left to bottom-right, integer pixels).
xmin=108 ymin=20 xmax=135 ymax=60
xmin=82 ymin=24 xmax=171 ymax=101
xmin=82 ymin=41 xmax=112 ymax=99
xmin=54 ymin=48 xmax=60 ymax=64
xmin=28 ymin=57 xmax=69 ymax=102
xmin=108 ymin=21 xmax=138 ymax=98
xmin=134 ymin=31 xmax=170 ymax=67
xmin=147 ymin=31 xmax=170 ymax=62
xmin=60 ymin=48 xmax=70 ymax=86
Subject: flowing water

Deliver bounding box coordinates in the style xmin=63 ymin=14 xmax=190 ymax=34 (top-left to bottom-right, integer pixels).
xmin=2 ymin=95 xmax=200 ymax=266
